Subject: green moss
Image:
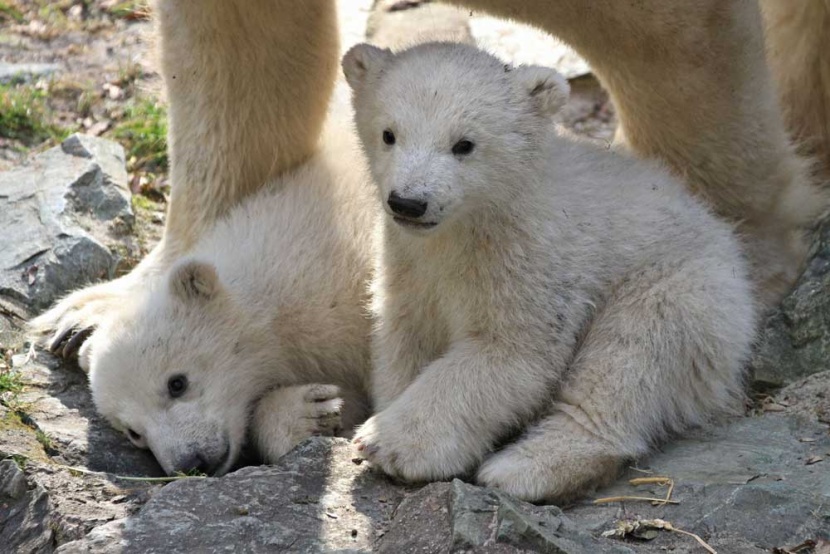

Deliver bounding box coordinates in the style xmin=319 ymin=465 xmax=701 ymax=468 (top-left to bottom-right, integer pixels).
xmin=105 ymin=0 xmax=149 ymax=21
xmin=35 ymin=429 xmax=52 ymax=450
xmin=131 ymin=194 xmax=155 ymax=212
xmin=6 ymin=453 xmax=27 ymax=469
xmin=0 ymin=1 xmax=24 ymax=23
xmin=0 ymin=83 xmax=70 ymax=146
xmin=112 ymin=97 xmax=168 ymax=173
xmin=0 ymin=368 xmax=23 ymax=397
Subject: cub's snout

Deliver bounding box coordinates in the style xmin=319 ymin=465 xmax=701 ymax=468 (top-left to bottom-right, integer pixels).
xmin=388 ymin=190 xmax=428 ymax=218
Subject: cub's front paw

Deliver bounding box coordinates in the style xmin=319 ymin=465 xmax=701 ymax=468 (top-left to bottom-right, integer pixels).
xmin=353 ymin=410 xmax=478 ymax=482
xmin=253 ymin=384 xmax=343 ymax=463
xmin=28 ymin=281 xmax=128 ymax=370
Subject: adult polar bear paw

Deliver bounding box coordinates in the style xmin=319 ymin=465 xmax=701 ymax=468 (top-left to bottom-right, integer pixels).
xmin=253 ymin=384 xmax=344 ymax=463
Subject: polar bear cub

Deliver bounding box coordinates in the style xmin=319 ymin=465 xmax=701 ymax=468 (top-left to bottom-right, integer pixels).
xmin=343 ymin=42 xmax=757 ymax=502
xmin=86 ymin=109 xmax=379 ymax=476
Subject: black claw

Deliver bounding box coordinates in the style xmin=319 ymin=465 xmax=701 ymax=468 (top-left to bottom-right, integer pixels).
xmin=62 ymin=327 xmax=93 ymax=359
xmin=49 ymin=326 xmax=76 ymax=353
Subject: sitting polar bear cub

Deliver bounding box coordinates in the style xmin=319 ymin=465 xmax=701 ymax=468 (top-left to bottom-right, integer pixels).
xmin=343 ymin=42 xmax=757 ymax=502
xmin=86 ymin=110 xmax=379 ymax=475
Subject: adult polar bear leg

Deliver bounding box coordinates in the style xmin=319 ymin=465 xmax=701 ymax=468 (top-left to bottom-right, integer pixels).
xmin=451 ymin=0 xmax=822 ymax=307
xmin=31 ymin=0 xmax=340 ymax=359
xmin=762 ymin=0 xmax=830 ymax=181
xmin=477 ymin=260 xmax=756 ymax=503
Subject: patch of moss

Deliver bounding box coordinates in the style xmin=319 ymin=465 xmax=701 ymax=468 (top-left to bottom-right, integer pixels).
xmin=131 ymin=194 xmax=155 ymax=212
xmin=105 ymin=0 xmax=149 ymax=21
xmin=0 ymin=1 xmax=24 ymax=23
xmin=6 ymin=453 xmax=27 ymax=469
xmin=112 ymin=97 xmax=168 ymax=174
xmin=0 ymin=368 xmax=23 ymax=397
xmin=0 ymin=83 xmax=71 ymax=146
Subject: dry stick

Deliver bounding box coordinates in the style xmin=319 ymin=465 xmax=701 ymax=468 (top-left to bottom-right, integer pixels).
xmin=594 ymin=476 xmax=677 ymax=506
xmin=670 ymin=527 xmax=717 ymax=554
xmin=58 ymin=463 xmax=205 ymax=482
xmin=593 ymin=495 xmax=680 ymax=505
xmin=629 ymin=476 xmax=676 ymax=506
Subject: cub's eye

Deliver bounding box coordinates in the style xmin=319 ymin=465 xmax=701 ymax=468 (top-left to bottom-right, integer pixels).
xmin=127 ymin=428 xmax=142 ymax=442
xmin=382 ymin=129 xmax=396 ymax=146
xmin=452 ymin=139 xmax=475 ymax=156
xmin=167 ymin=374 xmax=188 ymax=398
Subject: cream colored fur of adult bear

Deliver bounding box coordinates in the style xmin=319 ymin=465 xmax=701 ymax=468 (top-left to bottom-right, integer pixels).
xmin=343 ymin=42 xmax=757 ymax=503
xmin=86 ymin=106 xmax=379 ymax=475
xmin=31 ymin=0 xmax=826 ymax=368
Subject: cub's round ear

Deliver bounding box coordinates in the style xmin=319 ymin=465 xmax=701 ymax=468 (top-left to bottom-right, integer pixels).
xmin=512 ymin=66 xmax=570 ymax=116
xmin=342 ymin=43 xmax=393 ymax=90
xmin=169 ymin=259 xmax=221 ymax=304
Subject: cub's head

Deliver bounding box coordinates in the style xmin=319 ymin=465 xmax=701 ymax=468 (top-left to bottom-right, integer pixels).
xmin=88 ymin=259 xmax=273 ymax=476
xmin=343 ymin=42 xmax=569 ymax=233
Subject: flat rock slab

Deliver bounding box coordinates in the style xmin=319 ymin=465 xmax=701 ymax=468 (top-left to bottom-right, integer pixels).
xmin=567 ymin=414 xmax=830 ymax=553
xmin=47 ymin=387 xmax=830 ymax=553
xmin=57 ymin=438 xmax=411 ymax=554
xmin=0 ymin=134 xmax=133 ymax=312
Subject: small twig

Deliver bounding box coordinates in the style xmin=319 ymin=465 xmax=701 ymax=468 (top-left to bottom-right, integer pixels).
xmin=629 ymin=477 xmax=670 ymax=486
xmin=593 ymin=495 xmax=680 ymax=505
xmin=671 ymin=527 xmax=717 ymax=554
xmin=58 ymin=463 xmax=205 ymax=482
xmin=629 ymin=476 xmax=675 ymax=506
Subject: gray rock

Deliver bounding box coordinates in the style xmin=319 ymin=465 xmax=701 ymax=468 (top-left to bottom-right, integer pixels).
xmin=0 ymin=459 xmax=55 ymax=553
xmin=0 ymin=62 xmax=61 ymax=85
xmin=379 ymin=479 xmax=632 ymax=553
xmin=2 ymin=352 xmax=162 ymax=547
xmin=60 ymin=438 xmax=408 ymax=553
xmin=0 ymin=134 xmax=133 ymax=312
xmin=567 ymin=413 xmax=830 ymax=553
xmin=7 ymin=349 xmax=830 ymax=552
xmin=751 ymin=215 xmax=830 ymax=387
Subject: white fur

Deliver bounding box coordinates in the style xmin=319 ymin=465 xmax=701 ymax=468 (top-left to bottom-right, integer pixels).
xmin=346 ymin=42 xmax=757 ymax=503
xmin=87 ymin=107 xmax=380 ymax=475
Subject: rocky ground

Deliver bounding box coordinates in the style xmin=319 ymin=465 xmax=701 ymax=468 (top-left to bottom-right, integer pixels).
xmin=1 ymin=1 xmax=829 ymax=553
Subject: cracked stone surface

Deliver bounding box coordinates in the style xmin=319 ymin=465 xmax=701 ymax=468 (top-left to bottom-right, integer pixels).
xmin=0 ymin=134 xmax=133 ymax=313
xmin=752 ymin=216 xmax=830 ymax=387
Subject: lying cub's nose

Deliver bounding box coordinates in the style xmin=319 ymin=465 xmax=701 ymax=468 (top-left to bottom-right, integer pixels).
xmin=170 ymin=453 xmax=210 ymax=475
xmin=388 ymin=191 xmax=428 ymax=218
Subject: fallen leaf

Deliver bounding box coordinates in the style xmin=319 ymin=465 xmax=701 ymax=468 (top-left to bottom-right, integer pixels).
xmin=88 ymin=121 xmax=111 ymax=136
xmin=798 ymin=437 xmax=817 ymax=443
xmin=805 ymin=456 xmax=823 ymax=465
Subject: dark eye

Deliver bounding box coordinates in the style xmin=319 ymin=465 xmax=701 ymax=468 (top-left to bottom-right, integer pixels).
xmin=127 ymin=428 xmax=142 ymax=442
xmin=167 ymin=374 xmax=188 ymax=398
xmin=452 ymin=139 xmax=474 ymax=156
xmin=382 ymin=129 xmax=396 ymax=145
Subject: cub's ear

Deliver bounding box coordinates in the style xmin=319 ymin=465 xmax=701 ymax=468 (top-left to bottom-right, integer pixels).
xmin=512 ymin=66 xmax=570 ymax=116
xmin=342 ymin=43 xmax=393 ymax=90
xmin=169 ymin=260 xmax=221 ymax=304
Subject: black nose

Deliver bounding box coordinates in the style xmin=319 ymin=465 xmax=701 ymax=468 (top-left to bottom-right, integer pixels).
xmin=388 ymin=191 xmax=428 ymax=218
xmin=171 ymin=453 xmax=210 ymax=475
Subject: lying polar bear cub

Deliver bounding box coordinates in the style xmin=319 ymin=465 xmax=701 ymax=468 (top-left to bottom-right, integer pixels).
xmin=343 ymin=42 xmax=757 ymax=502
xmin=85 ymin=110 xmax=379 ymax=476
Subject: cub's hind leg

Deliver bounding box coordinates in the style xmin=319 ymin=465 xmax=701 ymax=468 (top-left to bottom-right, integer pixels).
xmin=478 ymin=256 xmax=755 ymax=503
